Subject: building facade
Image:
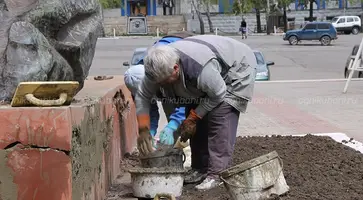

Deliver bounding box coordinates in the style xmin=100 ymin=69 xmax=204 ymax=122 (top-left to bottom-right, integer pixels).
xmin=120 ymin=0 xmax=363 ymax=16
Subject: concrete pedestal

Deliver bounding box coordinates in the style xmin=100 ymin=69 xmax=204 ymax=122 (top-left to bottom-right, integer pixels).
xmin=0 ymin=76 xmax=138 ymax=200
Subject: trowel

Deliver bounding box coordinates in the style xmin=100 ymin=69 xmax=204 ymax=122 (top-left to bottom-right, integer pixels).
xmin=173 ymin=137 xmax=189 ymax=149
xmin=173 ymin=127 xmax=189 ymax=149
xmin=154 ymin=127 xmax=189 ymax=151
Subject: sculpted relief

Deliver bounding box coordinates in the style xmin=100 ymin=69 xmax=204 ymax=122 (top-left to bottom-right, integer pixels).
xmin=0 ymin=0 xmax=104 ymax=101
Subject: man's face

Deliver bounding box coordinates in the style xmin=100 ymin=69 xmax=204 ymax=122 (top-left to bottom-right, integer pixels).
xmin=158 ymin=64 xmax=179 ymax=85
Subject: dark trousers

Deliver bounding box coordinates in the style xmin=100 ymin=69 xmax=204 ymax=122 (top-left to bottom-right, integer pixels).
xmin=186 ymin=102 xmax=240 ymax=179
xmin=163 ymin=6 xmax=167 ymax=15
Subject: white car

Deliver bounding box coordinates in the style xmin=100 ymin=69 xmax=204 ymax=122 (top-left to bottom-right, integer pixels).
xmin=122 ymin=47 xmax=147 ymax=68
xmin=331 ymin=16 xmax=361 ymax=35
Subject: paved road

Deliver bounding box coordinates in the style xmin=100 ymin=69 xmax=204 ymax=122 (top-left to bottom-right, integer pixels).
xmin=90 ymin=34 xmax=363 ymax=142
xmin=90 ymin=34 xmax=362 ymax=80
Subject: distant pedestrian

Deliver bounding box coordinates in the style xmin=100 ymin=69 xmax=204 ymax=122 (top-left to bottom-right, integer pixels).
xmin=162 ymin=0 xmax=174 ymax=15
xmin=240 ymin=19 xmax=247 ymax=39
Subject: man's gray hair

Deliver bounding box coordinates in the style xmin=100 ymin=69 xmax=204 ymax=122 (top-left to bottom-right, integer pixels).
xmin=143 ymin=45 xmax=180 ymax=82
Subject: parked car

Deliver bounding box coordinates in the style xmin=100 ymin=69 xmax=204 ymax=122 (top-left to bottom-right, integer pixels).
xmin=122 ymin=47 xmax=147 ymax=68
xmin=254 ymin=50 xmax=274 ymax=81
xmin=283 ymin=22 xmax=338 ymax=46
xmin=331 ymin=16 xmax=361 ymax=35
xmin=344 ymin=44 xmax=363 ymax=78
xmin=124 ymin=48 xmax=274 ymax=81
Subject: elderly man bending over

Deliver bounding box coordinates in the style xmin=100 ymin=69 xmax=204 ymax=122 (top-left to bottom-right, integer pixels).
xmin=124 ymin=64 xmax=185 ymax=148
xmin=135 ymin=35 xmax=257 ymax=190
xmin=125 ymin=32 xmax=195 ymax=150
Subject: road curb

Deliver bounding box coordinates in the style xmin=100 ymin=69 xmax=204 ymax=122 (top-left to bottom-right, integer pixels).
xmin=99 ymin=36 xmax=161 ymax=40
xmin=98 ymin=34 xmax=285 ymax=39
xmin=256 ymin=78 xmax=363 ymax=84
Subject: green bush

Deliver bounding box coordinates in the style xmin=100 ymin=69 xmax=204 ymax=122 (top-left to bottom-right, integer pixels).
xmin=99 ymin=0 xmax=122 ymax=9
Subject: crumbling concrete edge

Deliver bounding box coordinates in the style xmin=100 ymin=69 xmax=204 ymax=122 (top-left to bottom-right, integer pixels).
xmin=69 ymin=77 xmax=138 ymax=200
xmin=0 ymin=77 xmax=139 ymax=200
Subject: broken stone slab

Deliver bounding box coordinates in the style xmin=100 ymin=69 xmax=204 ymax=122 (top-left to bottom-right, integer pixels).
xmin=0 ymin=0 xmax=104 ymax=102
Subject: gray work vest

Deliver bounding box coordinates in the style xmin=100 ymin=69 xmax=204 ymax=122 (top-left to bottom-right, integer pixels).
xmin=169 ymin=35 xmax=257 ymax=103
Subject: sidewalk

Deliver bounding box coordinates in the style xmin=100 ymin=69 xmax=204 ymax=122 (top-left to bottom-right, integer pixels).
xmin=156 ymin=80 xmax=363 ymax=142
xmin=241 ymin=80 xmax=363 ymax=141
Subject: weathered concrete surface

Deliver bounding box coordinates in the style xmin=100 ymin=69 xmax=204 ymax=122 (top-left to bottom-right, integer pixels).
xmin=0 ymin=76 xmax=138 ymax=200
xmin=0 ymin=0 xmax=104 ymax=102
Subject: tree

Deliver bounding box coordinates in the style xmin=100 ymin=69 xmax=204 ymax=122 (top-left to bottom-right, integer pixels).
xmin=297 ymin=0 xmax=318 ymax=22
xmin=251 ymin=0 xmax=267 ymax=33
xmin=278 ymin=0 xmax=293 ymax=32
xmin=99 ymin=0 xmax=121 ymax=9
xmin=202 ymin=0 xmax=215 ymax=33
xmin=232 ymin=0 xmax=254 ymax=16
xmin=191 ymin=0 xmax=206 ymax=34
xmin=308 ymin=0 xmax=315 ymax=21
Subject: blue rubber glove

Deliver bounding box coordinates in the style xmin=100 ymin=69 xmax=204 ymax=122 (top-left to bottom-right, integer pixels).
xmin=159 ymin=120 xmax=179 ymax=145
xmin=150 ymin=129 xmax=157 ymax=137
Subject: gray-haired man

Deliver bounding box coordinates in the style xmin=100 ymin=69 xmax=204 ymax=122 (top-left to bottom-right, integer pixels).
xmin=135 ymin=35 xmax=257 ymax=190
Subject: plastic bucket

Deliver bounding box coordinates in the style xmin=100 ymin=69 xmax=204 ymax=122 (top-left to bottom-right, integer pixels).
xmin=139 ymin=148 xmax=186 ymax=169
xmin=219 ymin=151 xmax=289 ymax=200
xmin=129 ymin=167 xmax=186 ymax=198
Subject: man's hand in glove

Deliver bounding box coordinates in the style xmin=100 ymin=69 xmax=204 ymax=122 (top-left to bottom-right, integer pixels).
xmin=180 ymin=109 xmax=201 ymax=142
xmin=137 ymin=114 xmax=154 ymax=155
xmin=159 ymin=120 xmax=179 ymax=145
xmin=137 ymin=127 xmax=154 ymax=156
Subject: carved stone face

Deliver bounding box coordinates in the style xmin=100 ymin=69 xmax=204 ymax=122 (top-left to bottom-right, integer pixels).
xmin=0 ymin=0 xmax=104 ymax=101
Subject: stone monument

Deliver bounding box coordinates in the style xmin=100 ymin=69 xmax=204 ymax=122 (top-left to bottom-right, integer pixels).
xmin=0 ymin=0 xmax=104 ymax=102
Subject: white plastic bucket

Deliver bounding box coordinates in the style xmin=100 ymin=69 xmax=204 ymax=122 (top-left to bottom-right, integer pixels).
xmin=219 ymin=151 xmax=290 ymax=200
xmin=129 ymin=167 xmax=186 ymax=198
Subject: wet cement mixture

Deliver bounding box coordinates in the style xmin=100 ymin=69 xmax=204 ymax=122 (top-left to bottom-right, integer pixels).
xmin=181 ymin=135 xmax=363 ymax=200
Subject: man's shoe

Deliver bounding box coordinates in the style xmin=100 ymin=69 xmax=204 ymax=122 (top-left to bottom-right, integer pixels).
xmin=195 ymin=177 xmax=222 ymax=190
xmin=184 ymin=169 xmax=207 ymax=184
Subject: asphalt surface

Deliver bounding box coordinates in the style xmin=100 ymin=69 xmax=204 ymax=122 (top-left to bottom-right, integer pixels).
xmin=89 ymin=34 xmax=362 ymax=80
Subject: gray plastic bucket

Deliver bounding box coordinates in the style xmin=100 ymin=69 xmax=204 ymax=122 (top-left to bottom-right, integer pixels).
xmin=139 ymin=148 xmax=186 ymax=169
xmin=219 ymin=151 xmax=290 ymax=200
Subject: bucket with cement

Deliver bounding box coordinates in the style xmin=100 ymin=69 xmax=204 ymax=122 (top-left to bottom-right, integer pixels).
xmin=219 ymin=151 xmax=289 ymax=200
xmin=129 ymin=167 xmax=186 ymax=198
xmin=140 ymin=148 xmax=185 ymax=169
